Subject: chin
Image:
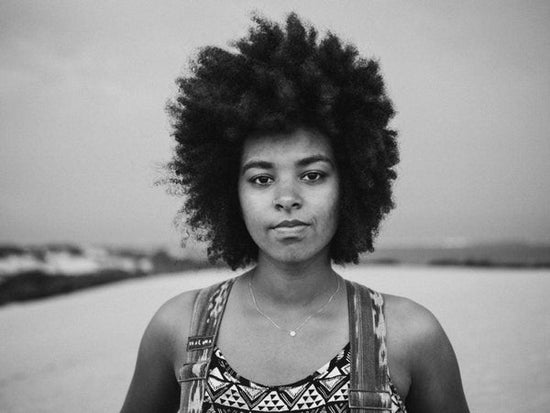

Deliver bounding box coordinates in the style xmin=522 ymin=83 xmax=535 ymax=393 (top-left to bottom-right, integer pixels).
xmin=264 ymin=244 xmax=329 ymax=266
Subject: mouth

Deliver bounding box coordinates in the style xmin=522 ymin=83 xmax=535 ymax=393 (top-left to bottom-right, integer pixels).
xmin=273 ymin=220 xmax=309 ymax=229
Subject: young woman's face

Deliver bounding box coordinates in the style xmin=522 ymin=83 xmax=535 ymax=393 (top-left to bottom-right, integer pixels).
xmin=238 ymin=129 xmax=340 ymax=265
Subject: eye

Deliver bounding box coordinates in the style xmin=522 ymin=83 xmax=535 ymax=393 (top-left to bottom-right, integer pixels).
xmin=302 ymin=171 xmax=325 ymax=182
xmin=250 ymin=175 xmax=274 ymax=186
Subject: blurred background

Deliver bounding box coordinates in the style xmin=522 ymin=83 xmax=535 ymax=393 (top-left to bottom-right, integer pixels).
xmin=1 ymin=1 xmax=549 ymax=411
xmin=2 ymin=0 xmax=550 ymax=255
xmin=2 ymin=0 xmax=550 ymax=298
xmin=2 ymin=0 xmax=550 ymax=245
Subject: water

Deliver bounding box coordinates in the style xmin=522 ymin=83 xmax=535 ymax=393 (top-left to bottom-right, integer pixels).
xmin=0 ymin=266 xmax=548 ymax=412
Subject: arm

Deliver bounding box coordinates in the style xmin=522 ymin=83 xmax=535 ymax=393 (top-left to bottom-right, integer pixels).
xmin=385 ymin=296 xmax=470 ymax=413
xmin=121 ymin=293 xmax=195 ymax=413
xmin=404 ymin=303 xmax=469 ymax=413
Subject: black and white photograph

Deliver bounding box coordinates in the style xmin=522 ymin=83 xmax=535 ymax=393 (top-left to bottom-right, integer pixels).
xmin=1 ymin=1 xmax=549 ymax=412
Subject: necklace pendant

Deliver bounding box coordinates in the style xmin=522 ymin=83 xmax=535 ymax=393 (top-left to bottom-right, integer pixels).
xmin=289 ymin=330 xmax=297 ymax=337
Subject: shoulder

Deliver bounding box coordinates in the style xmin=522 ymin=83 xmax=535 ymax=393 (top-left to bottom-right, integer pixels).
xmin=120 ymin=288 xmax=200 ymax=412
xmin=150 ymin=288 xmax=199 ymax=335
xmin=150 ymin=276 xmax=233 ymax=331
xmin=121 ymin=280 xmax=234 ymax=412
xmin=146 ymin=278 xmax=231 ymax=362
xmin=382 ymin=293 xmax=451 ymax=370
xmin=383 ymin=294 xmax=444 ymax=350
xmin=382 ymin=293 xmax=469 ymax=412
xmin=140 ymin=288 xmax=200 ymax=366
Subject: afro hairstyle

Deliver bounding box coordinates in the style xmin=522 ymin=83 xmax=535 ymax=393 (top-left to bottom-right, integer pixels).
xmin=165 ymin=12 xmax=399 ymax=269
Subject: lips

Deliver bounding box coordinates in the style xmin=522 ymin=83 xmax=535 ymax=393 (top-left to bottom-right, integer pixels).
xmin=273 ymin=219 xmax=309 ymax=229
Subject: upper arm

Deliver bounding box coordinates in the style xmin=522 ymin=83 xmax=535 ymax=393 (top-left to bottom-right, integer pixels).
xmin=404 ymin=303 xmax=469 ymax=413
xmin=384 ymin=295 xmax=470 ymax=413
xmin=120 ymin=292 xmax=196 ymax=413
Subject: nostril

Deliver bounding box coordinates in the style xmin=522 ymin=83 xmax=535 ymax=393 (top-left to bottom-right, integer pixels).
xmin=273 ymin=197 xmax=302 ymax=211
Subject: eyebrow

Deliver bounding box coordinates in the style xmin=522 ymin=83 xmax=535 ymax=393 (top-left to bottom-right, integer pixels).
xmin=241 ymin=160 xmax=274 ymax=174
xmin=296 ymin=155 xmax=334 ymax=168
xmin=241 ymin=154 xmax=335 ymax=174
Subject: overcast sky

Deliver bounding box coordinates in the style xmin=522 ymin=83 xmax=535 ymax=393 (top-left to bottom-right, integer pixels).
xmin=1 ymin=0 xmax=549 ymax=250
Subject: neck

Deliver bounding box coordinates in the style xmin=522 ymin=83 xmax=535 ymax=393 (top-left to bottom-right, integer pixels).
xmin=250 ymin=251 xmax=337 ymax=307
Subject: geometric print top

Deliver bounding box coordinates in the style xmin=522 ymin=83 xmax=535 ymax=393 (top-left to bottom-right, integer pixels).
xmin=202 ymin=342 xmax=407 ymax=413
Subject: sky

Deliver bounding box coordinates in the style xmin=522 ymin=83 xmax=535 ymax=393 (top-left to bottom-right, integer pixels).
xmin=1 ymin=0 xmax=549 ymax=251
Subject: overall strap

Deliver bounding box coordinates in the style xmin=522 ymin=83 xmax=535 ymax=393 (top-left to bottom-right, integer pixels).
xmin=346 ymin=279 xmax=392 ymax=412
xmin=177 ymin=278 xmax=235 ymax=413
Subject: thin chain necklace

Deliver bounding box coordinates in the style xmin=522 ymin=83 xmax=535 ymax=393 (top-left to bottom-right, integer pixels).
xmin=248 ymin=275 xmax=341 ymax=337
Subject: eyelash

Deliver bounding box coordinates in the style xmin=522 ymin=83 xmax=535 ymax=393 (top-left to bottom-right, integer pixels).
xmin=249 ymin=171 xmax=326 ymax=186
xmin=250 ymin=175 xmax=274 ymax=186
xmin=302 ymin=171 xmax=325 ymax=182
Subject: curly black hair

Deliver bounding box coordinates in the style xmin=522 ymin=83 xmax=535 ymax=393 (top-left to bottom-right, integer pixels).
xmin=165 ymin=13 xmax=399 ymax=269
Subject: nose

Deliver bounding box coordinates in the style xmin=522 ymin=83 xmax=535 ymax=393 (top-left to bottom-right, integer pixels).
xmin=273 ymin=180 xmax=302 ymax=211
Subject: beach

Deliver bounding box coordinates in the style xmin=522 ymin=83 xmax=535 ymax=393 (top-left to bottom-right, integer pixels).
xmin=1 ymin=265 xmax=549 ymax=412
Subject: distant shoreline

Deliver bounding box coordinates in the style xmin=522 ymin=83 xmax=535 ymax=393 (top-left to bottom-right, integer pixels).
xmin=2 ymin=260 xmax=549 ymax=307
xmin=1 ymin=242 xmax=549 ymax=306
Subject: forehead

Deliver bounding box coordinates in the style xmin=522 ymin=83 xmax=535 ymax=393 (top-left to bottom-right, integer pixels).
xmin=240 ymin=129 xmax=334 ymax=163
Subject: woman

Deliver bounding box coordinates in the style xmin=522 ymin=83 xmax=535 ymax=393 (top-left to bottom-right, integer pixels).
xmin=122 ymin=13 xmax=469 ymax=412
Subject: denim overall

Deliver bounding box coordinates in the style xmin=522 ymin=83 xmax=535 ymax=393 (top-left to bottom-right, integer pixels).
xmin=177 ymin=278 xmax=393 ymax=412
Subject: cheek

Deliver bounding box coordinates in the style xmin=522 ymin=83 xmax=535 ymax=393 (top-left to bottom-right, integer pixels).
xmin=320 ymin=181 xmax=340 ymax=214
xmin=238 ymin=185 xmax=263 ymax=232
xmin=320 ymin=185 xmax=340 ymax=236
xmin=237 ymin=180 xmax=251 ymax=216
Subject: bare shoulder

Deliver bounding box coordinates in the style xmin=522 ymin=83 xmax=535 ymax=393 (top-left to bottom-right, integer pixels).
xmin=382 ymin=293 xmax=454 ymax=373
xmin=131 ymin=288 xmax=203 ymax=380
xmin=120 ymin=288 xmax=200 ymax=412
xmin=151 ymin=288 xmax=199 ymax=330
xmin=146 ymin=288 xmax=200 ymax=363
xmin=382 ymin=294 xmax=469 ymax=412
xmin=383 ymin=294 xmax=445 ymax=350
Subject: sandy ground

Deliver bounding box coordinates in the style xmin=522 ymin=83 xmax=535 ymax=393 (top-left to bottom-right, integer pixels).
xmin=1 ymin=265 xmax=549 ymax=412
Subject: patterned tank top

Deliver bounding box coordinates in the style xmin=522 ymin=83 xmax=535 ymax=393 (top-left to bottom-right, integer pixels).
xmin=202 ymin=342 xmax=407 ymax=413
